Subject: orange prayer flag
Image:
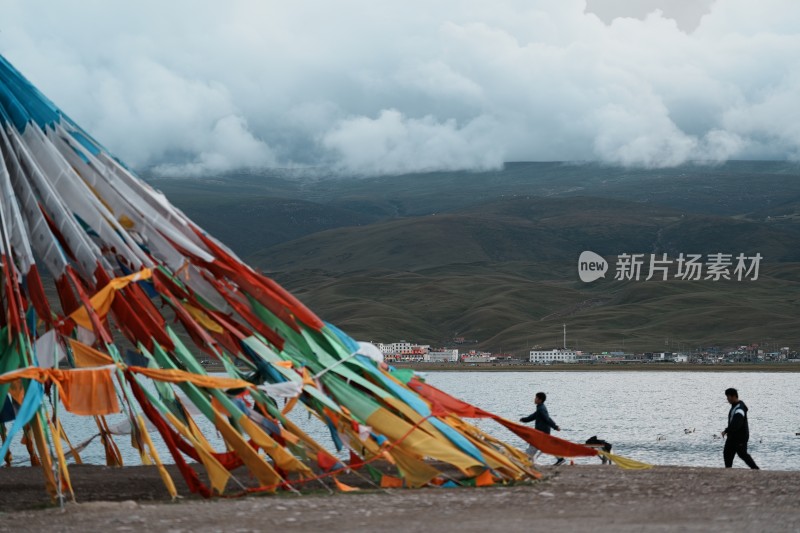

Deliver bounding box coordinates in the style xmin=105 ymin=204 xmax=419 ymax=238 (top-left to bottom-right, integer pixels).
xmin=279 ymin=428 xmax=300 ymax=446
xmin=333 ymin=476 xmax=360 ymax=492
xmin=56 ymin=368 xmax=120 ymax=416
xmin=8 ymin=379 xmax=25 ymax=404
xmin=380 ymin=450 xmax=396 ymax=465
xmin=210 ymin=395 xmax=229 ymax=416
xmin=68 ymin=339 xmax=115 ymax=367
xmin=475 ymin=469 xmax=495 ymax=487
xmin=301 ymin=368 xmax=315 ymax=387
xmin=380 ymin=474 xmax=404 ymax=488
xmin=129 ymin=367 xmax=252 ymax=390
xmin=281 ymin=396 xmax=298 ymax=415
xmin=322 ymin=407 xmax=339 ymax=427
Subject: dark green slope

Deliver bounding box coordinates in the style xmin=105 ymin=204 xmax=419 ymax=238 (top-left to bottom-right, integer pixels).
xmin=252 ymin=196 xmax=800 ymax=273
xmin=147 ymin=163 xmax=800 ymax=355
xmin=171 ymin=195 xmax=376 ymax=257
xmin=147 ymin=161 xmax=800 ymax=237
xmin=272 ymin=262 xmax=800 ymax=354
xmin=257 ymin=196 xmax=800 ymax=353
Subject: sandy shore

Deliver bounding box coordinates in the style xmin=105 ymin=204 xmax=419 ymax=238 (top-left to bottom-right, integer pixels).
xmin=1 ymin=464 xmax=798 ymax=532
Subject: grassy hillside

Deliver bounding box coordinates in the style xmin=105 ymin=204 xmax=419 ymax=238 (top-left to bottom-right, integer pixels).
xmin=272 ymin=262 xmax=800 ymax=354
xmin=252 ymin=196 xmax=800 ymax=272
xmin=175 ymin=195 xmax=375 ymax=257
xmin=146 ymin=162 xmax=800 ymax=355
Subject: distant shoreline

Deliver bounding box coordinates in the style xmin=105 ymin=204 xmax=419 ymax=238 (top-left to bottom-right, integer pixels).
xmin=200 ymin=361 xmax=800 ymax=373
xmin=391 ymin=362 xmax=800 ymax=372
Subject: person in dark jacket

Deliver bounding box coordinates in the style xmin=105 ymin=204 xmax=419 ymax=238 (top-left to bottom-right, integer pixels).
xmin=520 ymin=391 xmax=563 ymax=465
xmin=721 ymin=388 xmax=759 ymax=469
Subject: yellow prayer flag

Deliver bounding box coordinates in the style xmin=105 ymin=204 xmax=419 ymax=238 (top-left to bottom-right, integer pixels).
xmin=69 ymin=269 xmax=152 ymax=330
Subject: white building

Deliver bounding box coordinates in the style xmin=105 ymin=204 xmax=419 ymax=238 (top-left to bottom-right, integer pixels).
xmin=426 ymin=349 xmax=459 ymax=362
xmin=461 ymin=351 xmax=495 ymax=363
xmin=529 ymin=349 xmax=577 ymax=364
xmin=389 ymin=341 xmax=412 ymax=355
xmin=376 ymin=341 xmax=431 ymax=362
xmin=377 ymin=341 xmax=414 ymax=357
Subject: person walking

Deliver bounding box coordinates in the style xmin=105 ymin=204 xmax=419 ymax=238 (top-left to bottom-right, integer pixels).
xmin=520 ymin=391 xmax=564 ymax=466
xmin=721 ymin=388 xmax=759 ymax=470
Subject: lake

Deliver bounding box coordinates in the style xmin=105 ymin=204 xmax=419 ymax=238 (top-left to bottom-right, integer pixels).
xmin=7 ymin=371 xmax=797 ymax=470
xmin=424 ymin=371 xmax=799 ymax=470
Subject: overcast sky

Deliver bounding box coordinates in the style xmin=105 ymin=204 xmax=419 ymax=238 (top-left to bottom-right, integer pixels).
xmin=1 ymin=0 xmax=798 ymax=176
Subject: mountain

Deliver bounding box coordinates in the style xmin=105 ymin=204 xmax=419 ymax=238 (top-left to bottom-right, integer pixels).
xmin=251 ymin=196 xmax=800 ymax=272
xmin=174 ymin=195 xmax=375 ymax=257
xmin=270 ymin=262 xmax=800 ymax=354
xmin=149 ymin=162 xmax=800 ymax=354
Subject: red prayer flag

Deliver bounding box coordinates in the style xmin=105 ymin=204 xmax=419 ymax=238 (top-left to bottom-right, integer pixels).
xmin=348 ymin=450 xmax=364 ymax=470
xmin=317 ymin=450 xmax=339 ymax=472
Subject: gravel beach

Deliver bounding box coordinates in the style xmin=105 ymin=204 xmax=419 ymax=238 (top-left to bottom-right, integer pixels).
xmin=1 ymin=464 xmax=797 ymax=532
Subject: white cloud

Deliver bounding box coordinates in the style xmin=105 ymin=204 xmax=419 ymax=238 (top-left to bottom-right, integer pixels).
xmin=322 ymin=109 xmax=503 ymax=175
xmin=1 ymin=0 xmax=799 ymax=175
xmin=154 ymin=115 xmax=277 ymax=176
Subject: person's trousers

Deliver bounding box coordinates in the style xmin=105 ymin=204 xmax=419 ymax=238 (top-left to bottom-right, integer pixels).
xmin=723 ymin=438 xmax=759 ymax=469
xmin=526 ymin=444 xmax=562 ymax=463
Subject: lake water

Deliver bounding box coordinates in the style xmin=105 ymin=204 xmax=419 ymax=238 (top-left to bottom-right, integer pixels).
xmin=7 ymin=371 xmax=798 ymax=470
xmin=424 ymin=371 xmax=799 ymax=470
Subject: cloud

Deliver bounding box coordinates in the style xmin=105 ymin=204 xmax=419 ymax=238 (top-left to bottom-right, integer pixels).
xmin=154 ymin=115 xmax=277 ymax=177
xmin=1 ymin=0 xmax=799 ymax=175
xmin=585 ymin=0 xmax=715 ymax=32
xmin=322 ymin=109 xmax=503 ymax=175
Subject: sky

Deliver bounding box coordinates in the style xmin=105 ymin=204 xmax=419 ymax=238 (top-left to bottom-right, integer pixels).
xmin=1 ymin=0 xmax=799 ymax=176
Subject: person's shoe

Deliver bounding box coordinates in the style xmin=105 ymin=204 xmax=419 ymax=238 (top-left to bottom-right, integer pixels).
xmin=553 ymin=458 xmax=565 ymax=466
